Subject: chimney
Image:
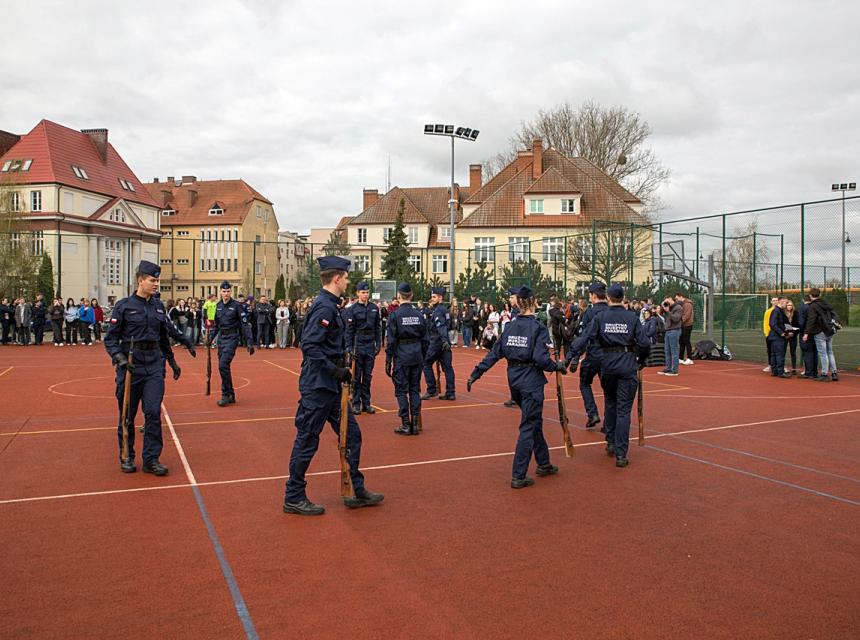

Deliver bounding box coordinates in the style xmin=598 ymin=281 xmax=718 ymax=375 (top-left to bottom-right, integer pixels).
xmin=167 ymin=176 xmax=175 ymax=183
xmin=181 ymin=175 xmax=197 ymax=184
xmin=153 ymin=177 xmax=160 ymax=184
xmin=532 ymin=139 xmax=543 ymax=180
xmin=161 ymin=190 xmax=172 ymax=208
xmin=363 ymin=188 xmax=379 ymax=210
xmin=188 ymin=188 xmax=198 ymax=208
xmin=0 ymin=130 xmax=21 ymax=157
xmin=81 ymin=128 xmax=109 ymax=164
xmin=469 ymin=164 xmax=482 ymax=192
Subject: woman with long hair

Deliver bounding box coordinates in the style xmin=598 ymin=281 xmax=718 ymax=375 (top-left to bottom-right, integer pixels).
xmin=784 ymin=299 xmax=799 ymax=375
xmin=276 ymin=299 xmax=290 ymax=349
xmin=91 ymin=298 xmax=104 ymax=342
xmin=64 ymin=297 xmax=79 ymax=345
xmin=467 ymin=286 xmax=567 ymax=488
xmin=50 ymin=297 xmax=65 ymax=346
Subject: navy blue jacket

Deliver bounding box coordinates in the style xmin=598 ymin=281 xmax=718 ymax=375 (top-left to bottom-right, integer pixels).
xmin=564 ymin=301 xmax=608 ymax=366
xmin=344 ymin=301 xmax=381 ymax=355
xmin=473 ymin=315 xmax=558 ymax=390
xmin=769 ymin=306 xmax=789 ymax=338
xmin=385 ymin=302 xmax=429 ymax=367
xmin=211 ymin=298 xmax=253 ymax=344
xmin=569 ymin=305 xmax=650 ymax=376
xmin=429 ymin=303 xmax=451 ymax=347
xmin=299 ymin=289 xmax=348 ymax=399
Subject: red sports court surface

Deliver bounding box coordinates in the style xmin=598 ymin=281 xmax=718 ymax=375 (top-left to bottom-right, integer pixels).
xmin=1 ymin=345 xmax=858 ymax=639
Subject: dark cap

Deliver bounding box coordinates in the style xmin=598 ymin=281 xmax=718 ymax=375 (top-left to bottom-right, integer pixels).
xmin=431 ymin=287 xmax=445 ymax=296
xmin=608 ymin=283 xmax=625 ymax=299
xmin=588 ymin=281 xmax=606 ymax=295
xmin=356 ymin=281 xmax=369 ymax=291
xmin=220 ymin=281 xmax=231 ymax=290
xmin=137 ymin=260 xmax=161 ymax=278
xmin=317 ymin=256 xmax=351 ymax=272
xmin=516 ymin=285 xmax=534 ymax=299
xmin=397 ymin=282 xmax=412 ymax=294
xmin=507 ymin=286 xmax=520 ymax=296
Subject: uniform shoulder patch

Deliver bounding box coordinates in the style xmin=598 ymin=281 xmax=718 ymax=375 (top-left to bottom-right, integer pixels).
xmin=321 ymin=318 xmax=330 ymax=327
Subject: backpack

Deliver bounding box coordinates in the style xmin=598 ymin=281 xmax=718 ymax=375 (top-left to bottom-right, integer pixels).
xmin=561 ymin=308 xmax=579 ymax=341
xmin=691 ymin=339 xmax=732 ymax=361
xmin=817 ymin=302 xmax=841 ymax=336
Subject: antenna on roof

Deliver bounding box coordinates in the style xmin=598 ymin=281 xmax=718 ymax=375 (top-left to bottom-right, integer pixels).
xmin=386 ymin=154 xmax=391 ymax=193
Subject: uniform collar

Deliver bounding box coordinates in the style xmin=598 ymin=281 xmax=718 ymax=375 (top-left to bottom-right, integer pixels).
xmin=318 ymin=289 xmax=341 ymax=304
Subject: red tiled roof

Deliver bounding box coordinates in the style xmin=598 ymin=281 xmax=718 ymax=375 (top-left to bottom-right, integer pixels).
xmin=0 ymin=119 xmax=159 ymax=208
xmin=524 ymin=167 xmax=581 ymax=194
xmin=401 ymin=187 xmax=458 ymax=225
xmin=567 ymin=157 xmax=641 ymax=203
xmin=464 ymin=160 xmax=524 ymax=204
xmin=143 ymin=178 xmax=272 ymax=225
xmin=349 ymin=187 xmax=430 ymax=224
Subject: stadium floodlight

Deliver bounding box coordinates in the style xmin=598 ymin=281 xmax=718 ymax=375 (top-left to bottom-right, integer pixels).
xmin=831 ymin=180 xmax=857 ymax=288
xmin=423 ymin=123 xmax=481 ymax=295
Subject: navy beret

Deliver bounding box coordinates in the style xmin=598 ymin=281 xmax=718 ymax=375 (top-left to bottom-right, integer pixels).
xmin=430 ymin=287 xmax=446 ymax=296
xmin=588 ymin=281 xmax=606 ymax=294
xmin=608 ymin=283 xmax=625 ymax=299
xmin=516 ymin=285 xmax=533 ymax=299
xmin=398 ymin=282 xmax=412 ymax=294
xmin=137 ymin=260 xmax=160 ymax=278
xmin=356 ymin=281 xmax=369 ymax=291
xmin=507 ymin=286 xmax=520 ymax=296
xmin=318 ymin=256 xmax=351 ymax=272
xmin=220 ymin=280 xmax=232 ymax=290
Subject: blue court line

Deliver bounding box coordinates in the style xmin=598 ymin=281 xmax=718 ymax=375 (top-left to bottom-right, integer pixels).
xmin=648 ymin=444 xmax=860 ymax=507
xmin=190 ymin=484 xmax=259 ymax=639
xmin=649 ymin=429 xmax=860 ymax=485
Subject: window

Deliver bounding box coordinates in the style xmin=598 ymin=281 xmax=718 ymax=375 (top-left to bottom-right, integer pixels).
xmin=432 ymin=254 xmax=448 ymax=273
xmin=177 ymin=258 xmax=189 ymax=265
xmin=354 ymin=255 xmax=370 ymax=272
xmin=160 ymin=258 xmax=172 ymax=265
xmin=31 ymin=190 xmax=42 ymax=212
xmin=220 ymin=258 xmax=225 ymax=271
xmin=177 ymin=285 xmax=189 ymax=292
xmin=161 ymin=285 xmax=172 ymax=292
xmin=383 ymin=227 xmax=394 ymax=242
xmin=109 ymin=208 xmax=125 ymax=223
xmin=177 ymin=230 xmax=189 ymax=236
xmin=508 ymin=237 xmax=529 ymax=262
xmin=22 ymin=159 xmax=32 ymax=171
xmin=571 ymin=236 xmax=592 ymax=261
xmin=255 ymin=261 xmax=262 ymax=274
xmin=234 ymin=258 xmax=238 ymax=271
xmin=256 ymin=205 xmax=262 ymax=218
xmin=2 ymin=159 xmax=31 ymax=172
xmin=161 ymin=209 xmax=176 ymax=216
xmin=105 ymin=239 xmax=122 ymax=285
xmin=529 ymin=199 xmax=544 ymax=214
xmin=408 ymin=226 xmax=419 ymax=244
xmin=71 ymin=165 xmax=89 ymax=180
xmin=118 ymin=178 xmax=136 ymax=191
xmin=408 ymin=255 xmax=421 ymax=273
xmin=164 ymin=231 xmax=172 ymax=237
xmin=1 ymin=161 xmax=10 ymax=172
xmin=255 ymin=235 xmax=261 ymax=244
xmin=200 ymin=259 xmax=205 ymax=271
xmin=357 ymin=228 xmax=367 ymax=244
xmin=10 ymin=192 xmax=20 ymax=212
xmin=561 ymin=199 xmax=577 ymax=213
xmin=474 ymin=237 xmax=495 ymax=263
xmin=31 ymin=230 xmax=44 ymax=254
xmin=439 ymin=226 xmax=451 ymax=240
xmin=209 ymin=207 xmax=223 ymax=216
xmin=542 ymin=237 xmax=564 ymax=263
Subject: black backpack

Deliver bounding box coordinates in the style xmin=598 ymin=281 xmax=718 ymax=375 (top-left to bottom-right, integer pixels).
xmin=692 ymin=339 xmax=732 ymax=361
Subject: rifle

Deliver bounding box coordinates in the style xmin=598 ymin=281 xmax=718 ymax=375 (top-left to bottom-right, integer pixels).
xmin=554 ymin=346 xmax=574 ymax=458
xmin=120 ymin=339 xmax=134 ymax=460
xmin=637 ymin=368 xmax=645 ymax=446
xmin=339 ymin=350 xmax=356 ymax=498
xmin=205 ymin=325 xmax=212 ymax=396
xmin=435 ymin=360 xmax=442 ymax=392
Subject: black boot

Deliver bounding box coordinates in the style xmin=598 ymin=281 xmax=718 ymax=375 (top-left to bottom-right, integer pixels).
xmin=363 ymin=405 xmax=376 ymax=414
xmin=535 ymin=463 xmax=558 ymax=477
xmin=142 ymin=460 xmax=169 ymax=476
xmin=585 ymin=415 xmax=601 ymax=430
xmin=120 ymin=457 xmax=136 ymax=473
xmin=352 ymin=402 xmax=362 ymax=415
xmin=394 ymin=417 xmax=413 ymax=436
xmin=344 ymin=490 xmax=385 ymax=509
xmin=438 ymin=392 xmax=456 ymax=401
xmin=217 ymin=395 xmax=231 ymax=407
xmin=511 ymin=476 xmax=535 ymax=489
xmin=420 ymin=391 xmax=437 ymax=400
xmin=503 ymin=398 xmax=516 ymax=408
xmin=605 ymin=443 xmax=616 ymax=456
xmin=283 ymin=499 xmax=325 ymax=516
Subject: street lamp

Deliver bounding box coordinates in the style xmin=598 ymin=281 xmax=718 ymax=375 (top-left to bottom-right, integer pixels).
xmin=424 ymin=123 xmax=480 ymax=297
xmin=831 ymin=181 xmax=856 ymax=288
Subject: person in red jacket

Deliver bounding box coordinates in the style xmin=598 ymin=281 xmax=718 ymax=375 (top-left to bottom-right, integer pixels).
xmin=91 ymin=299 xmax=105 ymax=343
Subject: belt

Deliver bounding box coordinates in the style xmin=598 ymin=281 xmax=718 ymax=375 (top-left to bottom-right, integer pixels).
xmin=602 ymin=346 xmax=636 ymax=353
xmin=220 ymin=328 xmax=238 ymax=336
xmin=508 ymin=361 xmax=535 ymax=368
xmin=128 ymin=340 xmax=158 ymax=351
xmin=357 ymin=329 xmax=374 ymax=335
xmin=397 ymin=337 xmax=420 ymax=344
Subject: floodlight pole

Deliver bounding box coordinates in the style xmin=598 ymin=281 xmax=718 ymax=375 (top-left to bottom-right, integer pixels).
xmin=449 ymin=135 xmax=456 ymax=297
xmin=842 ymin=190 xmax=846 ymax=288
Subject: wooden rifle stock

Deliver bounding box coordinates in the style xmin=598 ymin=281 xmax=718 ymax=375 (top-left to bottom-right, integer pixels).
xmin=339 ymin=352 xmax=356 ymax=498
xmin=637 ymin=369 xmax=644 ymax=446
xmin=120 ymin=339 xmax=134 ymax=460
xmin=205 ymin=326 xmax=212 ymax=396
xmin=554 ymin=347 xmax=574 ymax=457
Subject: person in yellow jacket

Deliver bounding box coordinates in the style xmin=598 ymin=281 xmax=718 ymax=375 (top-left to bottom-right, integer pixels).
xmin=202 ymin=293 xmax=218 ymax=345
xmin=762 ymin=297 xmax=778 ymax=372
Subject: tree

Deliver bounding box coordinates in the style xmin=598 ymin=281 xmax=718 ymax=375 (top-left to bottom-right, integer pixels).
xmin=323 ymin=229 xmax=351 ymax=257
xmin=0 ymin=176 xmax=42 ymax=298
xmin=242 ymin=268 xmax=254 ymax=298
xmin=484 ymin=101 xmax=670 ymax=213
xmin=298 ymin=258 xmax=320 ymax=297
xmin=36 ymin=253 xmax=54 ymax=298
xmin=566 ymin=226 xmax=652 ymax=285
xmin=287 ymin=279 xmax=298 ymax=301
xmin=497 ymin=259 xmax=557 ymax=302
xmin=381 ymin=198 xmax=412 ymax=283
xmin=274 ymin=273 xmax=286 ymax=302
xmin=714 ymin=220 xmax=770 ymax=293
xmin=454 ymin=263 xmax=494 ymax=300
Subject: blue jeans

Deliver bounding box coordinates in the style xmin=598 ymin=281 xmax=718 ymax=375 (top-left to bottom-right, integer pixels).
xmin=665 ymin=328 xmax=681 ymax=373
xmin=813 ymin=333 xmax=836 ymax=376
xmin=462 ymin=325 xmax=473 ymax=347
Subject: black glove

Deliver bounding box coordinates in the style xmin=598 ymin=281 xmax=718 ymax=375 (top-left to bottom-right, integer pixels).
xmin=112 ymin=352 xmax=129 ymax=370
xmin=187 ymin=345 xmax=197 ymax=358
xmin=638 ymin=359 xmax=647 ymax=370
xmin=385 ymin=359 xmax=392 ymax=378
xmin=556 ymin=361 xmax=568 ymax=375
xmin=168 ymin=358 xmax=181 ymax=381
xmin=247 ymin=345 xmax=255 ymax=356
xmin=332 ymin=367 xmax=352 ymax=384
xmin=568 ymin=358 xmax=579 ymax=374
xmin=466 ymin=371 xmax=481 ymax=392
xmin=441 ymin=341 xmax=451 ymax=352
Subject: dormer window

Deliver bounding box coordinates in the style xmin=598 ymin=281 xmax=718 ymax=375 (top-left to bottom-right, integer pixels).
xmin=209 ymin=206 xmax=224 ymax=216
xmin=161 ymin=209 xmax=176 ymax=217
xmin=71 ymin=165 xmax=89 ymax=180
xmin=22 ymin=160 xmax=32 ymax=171
xmin=529 ymin=199 xmax=544 ymax=214
xmin=118 ymin=178 xmax=136 ymax=192
xmin=561 ymin=199 xmax=577 ymax=213
xmin=1 ymin=159 xmax=32 ymax=172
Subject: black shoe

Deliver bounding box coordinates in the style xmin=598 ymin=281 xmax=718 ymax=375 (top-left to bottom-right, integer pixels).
xmin=832 ymin=373 xmax=839 ymax=382
xmin=142 ymin=461 xmax=169 ymax=476
xmin=585 ymin=415 xmax=601 ymax=430
xmin=438 ymin=393 xmax=456 ymax=401
xmin=120 ymin=457 xmax=136 ymax=473
xmin=344 ymin=490 xmax=385 ymax=509
xmin=283 ymin=499 xmax=325 ymax=516
xmin=777 ymin=373 xmax=791 ymax=378
xmin=363 ymin=406 xmax=376 ymax=415
xmin=503 ymin=399 xmax=516 ymax=408
xmin=217 ymin=396 xmax=231 ymax=406
xmin=511 ymin=476 xmax=535 ymax=489
xmin=605 ymin=443 xmax=616 ymax=456
xmin=420 ymin=392 xmax=437 ymax=400
xmin=352 ymin=403 xmax=362 ymax=415
xmin=535 ymin=463 xmax=559 ymax=477
xmin=814 ymin=376 xmax=830 ymax=382
xmin=394 ymin=419 xmax=414 ymax=436
xmin=616 ymin=457 xmax=629 ymax=468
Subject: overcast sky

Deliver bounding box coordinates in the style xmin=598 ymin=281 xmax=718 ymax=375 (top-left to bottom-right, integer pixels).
xmin=2 ymin=0 xmax=858 ymax=236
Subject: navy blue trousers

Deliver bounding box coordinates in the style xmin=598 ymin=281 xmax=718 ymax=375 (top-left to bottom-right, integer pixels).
xmin=115 ymin=366 xmax=165 ymax=464
xmin=423 ymin=346 xmax=455 ymax=394
xmin=579 ymin=357 xmax=601 ymax=419
xmin=351 ymin=351 xmax=375 ymax=408
xmin=284 ymin=392 xmax=366 ymax=503
xmin=767 ymin=335 xmax=786 ymax=376
xmin=511 ymin=386 xmax=550 ymax=479
xmin=393 ymin=363 xmax=422 ymax=419
xmin=599 ymin=373 xmax=637 ymax=459
xmin=800 ymin=337 xmax=818 ymax=376
xmin=218 ymin=336 xmax=238 ymax=396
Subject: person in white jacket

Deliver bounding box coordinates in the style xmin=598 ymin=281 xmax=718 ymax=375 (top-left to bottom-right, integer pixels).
xmin=275 ymin=299 xmax=291 ymax=349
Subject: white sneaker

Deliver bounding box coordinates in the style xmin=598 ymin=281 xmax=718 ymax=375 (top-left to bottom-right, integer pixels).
xmin=682 ymin=358 xmax=693 ymax=365
xmin=665 ymin=372 xmax=679 ymax=376
xmin=762 ymin=366 xmax=771 ymax=372
xmin=657 ymin=370 xmax=667 ymax=375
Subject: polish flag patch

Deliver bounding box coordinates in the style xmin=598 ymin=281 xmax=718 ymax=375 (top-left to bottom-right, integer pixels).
xmin=110 ymin=318 xmax=118 ymax=324
xmin=321 ymin=318 xmax=330 ymax=327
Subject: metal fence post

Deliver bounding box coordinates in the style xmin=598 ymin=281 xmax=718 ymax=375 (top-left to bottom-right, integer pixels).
xmin=658 ymin=223 xmax=664 ymax=290
xmin=252 ymin=240 xmax=257 ymax=295
xmin=800 ymin=204 xmax=805 ymax=291
xmin=721 ymin=214 xmax=727 ymax=348
xmin=779 ymin=234 xmax=784 ymax=295
xmin=695 ymin=226 xmax=700 ymax=281
xmin=191 ymin=239 xmax=196 ymax=298
xmin=56 ymin=227 xmax=62 ymax=296
xmin=591 ymin=220 xmax=597 ymax=281
xmin=752 ymin=231 xmax=757 ymax=294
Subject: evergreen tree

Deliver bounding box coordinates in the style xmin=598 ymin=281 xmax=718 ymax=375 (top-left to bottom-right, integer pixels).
xmin=36 ymin=253 xmax=54 ymax=299
xmin=274 ymin=273 xmax=286 ymax=301
xmin=287 ymin=279 xmax=298 ymax=301
xmin=323 ymin=229 xmax=351 ymax=257
xmin=455 ymin=264 xmax=494 ymax=301
xmin=381 ymin=198 xmax=412 ymax=283
xmin=498 ymin=259 xmax=557 ymax=302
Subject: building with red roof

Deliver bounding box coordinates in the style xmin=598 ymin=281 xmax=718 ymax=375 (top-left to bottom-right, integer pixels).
xmin=0 ymin=119 xmax=162 ymax=303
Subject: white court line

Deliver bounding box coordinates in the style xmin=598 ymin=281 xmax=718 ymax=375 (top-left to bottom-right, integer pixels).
xmin=3 ymin=406 xmax=859 ymax=506
xmin=162 ymin=403 xmax=197 ymax=485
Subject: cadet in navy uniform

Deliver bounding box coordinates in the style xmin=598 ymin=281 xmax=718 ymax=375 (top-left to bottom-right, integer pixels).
xmin=104 ymin=261 xmax=196 ymax=475
xmin=503 ymin=287 xmax=520 ymax=408
xmin=421 ymin=287 xmax=456 ymax=400
xmin=344 ymin=281 xmax=381 ymax=414
xmin=467 ymin=286 xmax=567 ymax=488
xmin=283 ymin=256 xmax=384 ymax=516
xmin=568 ymin=284 xmax=649 ymax=467
xmin=210 ymin=281 xmax=255 ymax=406
xmin=385 ymin=282 xmax=429 ymax=435
xmin=564 ymin=282 xmax=609 ymax=430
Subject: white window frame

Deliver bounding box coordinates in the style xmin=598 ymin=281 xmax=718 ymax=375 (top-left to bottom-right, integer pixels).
xmin=160 ymin=258 xmax=172 ymax=265
xmin=177 ymin=258 xmax=189 ymax=265
xmin=256 ymin=205 xmax=262 ymax=218
xmin=31 ymin=190 xmax=42 ymax=212
xmin=255 ymin=261 xmax=262 ymax=274
xmin=432 ymin=254 xmax=448 ymax=273
xmin=407 ymin=255 xmax=421 ymax=273
xmin=10 ymin=192 xmax=20 ymax=212
xmin=542 ymin=237 xmax=564 ymax=263
xmin=508 ymin=236 xmax=529 ymax=262
xmin=22 ymin=160 xmax=32 ymax=171
xmin=1 ymin=161 xmax=11 ymax=172
xmin=383 ymin=227 xmax=394 ymax=242
xmin=561 ymin=198 xmax=577 ymax=214
xmin=105 ymin=239 xmax=122 ymax=285
xmin=408 ymin=226 xmax=419 ymax=244
xmin=357 ymin=228 xmax=367 ymax=244
xmin=354 ymin=255 xmax=370 ymax=272
xmin=439 ymin=226 xmax=451 ymax=240
xmin=161 ymin=209 xmax=175 ymax=216
xmin=474 ymin=237 xmax=495 ymax=263
xmin=529 ymin=199 xmax=544 ymax=214
xmin=209 ymin=207 xmax=224 ymax=216
xmin=177 ymin=230 xmax=189 ymax=236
